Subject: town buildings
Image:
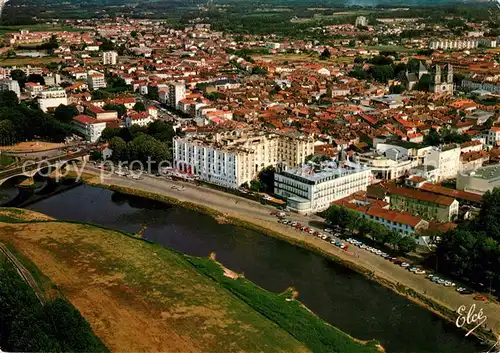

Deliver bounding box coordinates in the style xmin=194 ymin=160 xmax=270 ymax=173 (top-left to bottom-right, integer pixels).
xmin=423 ymin=145 xmax=461 ymax=181
xmin=377 ymin=184 xmax=460 ymax=222
xmin=457 ymin=164 xmax=500 ymax=195
xmin=72 ymin=115 xmax=107 ymax=142
xmin=87 ymin=72 xmax=106 ymax=90
xmin=38 ymin=87 xmax=68 ymax=112
xmin=274 ymin=161 xmax=371 ymax=214
xmin=0 ymin=79 xmax=20 ymax=98
xmin=102 ymin=51 xmax=118 ymax=65
xmin=173 ymin=132 xmax=314 ymax=189
xmin=168 ymin=82 xmax=186 ymax=108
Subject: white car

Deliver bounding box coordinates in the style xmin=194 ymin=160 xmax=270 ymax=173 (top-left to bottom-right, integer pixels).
xmin=400 ymin=262 xmax=410 ymax=268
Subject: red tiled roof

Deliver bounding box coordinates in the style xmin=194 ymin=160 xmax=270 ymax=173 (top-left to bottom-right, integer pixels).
xmin=73 ymin=115 xmax=101 ymax=124
xmin=389 ymin=185 xmax=456 ymax=206
xmin=420 ymin=183 xmax=482 ymax=204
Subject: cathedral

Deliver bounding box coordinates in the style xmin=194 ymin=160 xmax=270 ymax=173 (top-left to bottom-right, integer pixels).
xmin=401 ymin=62 xmax=454 ymax=95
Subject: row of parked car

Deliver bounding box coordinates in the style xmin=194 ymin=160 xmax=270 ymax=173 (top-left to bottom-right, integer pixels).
xmin=276 ymin=215 xmax=480 ymax=298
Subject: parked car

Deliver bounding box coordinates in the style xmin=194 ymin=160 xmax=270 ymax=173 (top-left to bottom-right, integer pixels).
xmin=474 ymin=295 xmax=487 ymax=302
xmin=400 ymin=262 xmax=410 ymax=268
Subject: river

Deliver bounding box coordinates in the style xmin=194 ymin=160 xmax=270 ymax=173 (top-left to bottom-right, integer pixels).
xmin=24 ymin=184 xmax=484 ymax=353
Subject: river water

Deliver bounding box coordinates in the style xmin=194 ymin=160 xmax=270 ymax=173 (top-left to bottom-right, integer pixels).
xmin=25 ymin=184 xmax=484 ymax=353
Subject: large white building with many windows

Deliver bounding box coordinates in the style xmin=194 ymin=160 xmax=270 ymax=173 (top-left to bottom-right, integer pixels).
xmin=102 ymin=51 xmax=118 ymax=65
xmin=173 ymin=131 xmax=314 ymax=189
xmin=423 ymin=144 xmax=461 ymax=181
xmin=0 ymin=79 xmax=21 ymax=98
xmin=38 ymin=87 xmax=68 ymax=112
xmin=274 ymin=161 xmax=371 ymax=214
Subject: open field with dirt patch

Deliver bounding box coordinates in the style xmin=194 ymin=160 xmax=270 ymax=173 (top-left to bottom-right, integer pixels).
xmin=252 ymin=53 xmax=354 ymax=64
xmin=0 ymin=141 xmax=66 ymax=152
xmin=0 ymin=56 xmax=61 ymax=66
xmin=0 ymin=215 xmax=311 ymax=353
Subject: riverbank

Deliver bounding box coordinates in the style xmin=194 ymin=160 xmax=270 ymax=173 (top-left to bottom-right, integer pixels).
xmin=75 ymin=169 xmax=498 ymax=344
xmin=0 ymin=206 xmax=380 ymax=353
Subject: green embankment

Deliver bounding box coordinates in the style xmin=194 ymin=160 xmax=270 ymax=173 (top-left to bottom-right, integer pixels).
xmin=186 ymin=256 xmax=380 ymax=353
xmin=0 ymin=207 xmax=381 ymax=352
xmin=0 ymin=257 xmax=108 ymax=352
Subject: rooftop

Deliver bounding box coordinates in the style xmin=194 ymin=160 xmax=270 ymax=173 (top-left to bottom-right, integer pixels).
xmin=466 ymin=164 xmax=500 ymax=181
xmin=280 ymin=160 xmax=369 ymax=184
xmin=388 ymin=185 xmax=456 ymax=206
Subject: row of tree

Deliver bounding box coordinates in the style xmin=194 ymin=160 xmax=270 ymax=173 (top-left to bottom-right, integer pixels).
xmin=323 ymin=205 xmax=417 ymax=253
xmin=0 ymin=91 xmax=72 ymax=145
xmin=0 ymin=259 xmax=108 ymax=352
xmin=434 ymin=189 xmax=500 ymax=294
xmin=103 ymin=121 xmax=177 ymax=167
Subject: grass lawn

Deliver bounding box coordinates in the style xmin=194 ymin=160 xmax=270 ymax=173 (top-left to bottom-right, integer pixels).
xmin=0 ymin=56 xmax=61 ymax=66
xmin=0 ymin=210 xmax=310 ymax=353
xmin=0 ymin=154 xmax=15 ymax=169
xmin=0 ymin=208 xmax=381 ymax=353
xmin=0 ymin=24 xmax=90 ymax=35
xmin=252 ymin=53 xmax=354 ymax=64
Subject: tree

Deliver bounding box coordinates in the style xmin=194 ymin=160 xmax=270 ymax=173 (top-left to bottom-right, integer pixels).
xmin=103 ymin=104 xmax=126 ymax=117
xmin=0 ymin=90 xmax=19 ymax=107
xmin=416 ymin=74 xmax=432 ymax=91
xmin=130 ymin=31 xmax=138 ymax=38
xmin=0 ymin=119 xmax=16 ymax=145
xmin=91 ymin=90 xmax=110 ymax=100
xmin=320 ymin=49 xmax=331 ymax=60
xmin=109 ymin=136 xmax=127 ymax=161
xmin=100 ymin=127 xmax=120 ymax=141
xmin=389 ymin=85 xmax=405 ymax=94
xmin=252 ymin=66 xmax=268 ymax=75
xmin=423 ymin=128 xmax=442 ymax=146
xmin=250 ymin=179 xmax=263 ymax=192
xmin=26 ymin=74 xmax=45 ymax=85
xmin=147 ymin=86 xmax=159 ymax=101
xmin=369 ymin=65 xmax=394 ymax=83
xmin=54 ymin=104 xmax=79 ymax=124
xmin=258 ymin=166 xmax=275 ymax=193
xmin=396 ymin=236 xmax=417 ymax=254
xmin=10 ymin=69 xmax=26 ymax=88
xmin=127 ymin=134 xmax=171 ymax=164
xmin=133 ymin=102 xmax=146 ymax=112
xmin=146 ymin=120 xmax=175 ymax=143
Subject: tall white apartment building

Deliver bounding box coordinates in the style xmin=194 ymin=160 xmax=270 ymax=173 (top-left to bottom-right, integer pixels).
xmin=87 ymin=72 xmax=106 ymax=90
xmin=429 ymin=39 xmax=478 ymax=50
xmin=102 ymin=51 xmax=118 ymax=65
xmin=355 ymin=16 xmax=367 ymax=27
xmin=173 ymin=132 xmax=314 ymax=189
xmin=423 ymin=144 xmax=461 ymax=181
xmin=0 ymin=79 xmax=21 ymax=98
xmin=274 ymin=161 xmax=371 ymax=214
xmin=168 ymin=82 xmax=186 ymax=108
xmin=38 ymin=87 xmax=68 ymax=112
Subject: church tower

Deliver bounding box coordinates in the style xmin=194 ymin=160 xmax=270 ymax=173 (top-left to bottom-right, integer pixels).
xmin=445 ymin=64 xmax=453 ymax=84
xmin=433 ymin=64 xmax=441 ymax=84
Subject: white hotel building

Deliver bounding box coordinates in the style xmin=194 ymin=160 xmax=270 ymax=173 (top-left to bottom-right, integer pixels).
xmin=173 ymin=132 xmax=314 ymax=189
xmin=274 ymin=161 xmax=371 ymax=214
xmin=38 ymin=87 xmax=68 ymax=112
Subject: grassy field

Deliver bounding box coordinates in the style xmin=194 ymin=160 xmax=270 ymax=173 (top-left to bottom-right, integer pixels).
xmin=0 ymin=24 xmax=90 ymax=35
xmin=0 ymin=56 xmax=61 ymax=66
xmin=0 ymin=208 xmax=380 ymax=352
xmin=252 ymin=53 xmax=354 ymax=64
xmin=0 ymin=154 xmax=15 ymax=169
xmin=0 ymin=210 xmax=308 ymax=352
